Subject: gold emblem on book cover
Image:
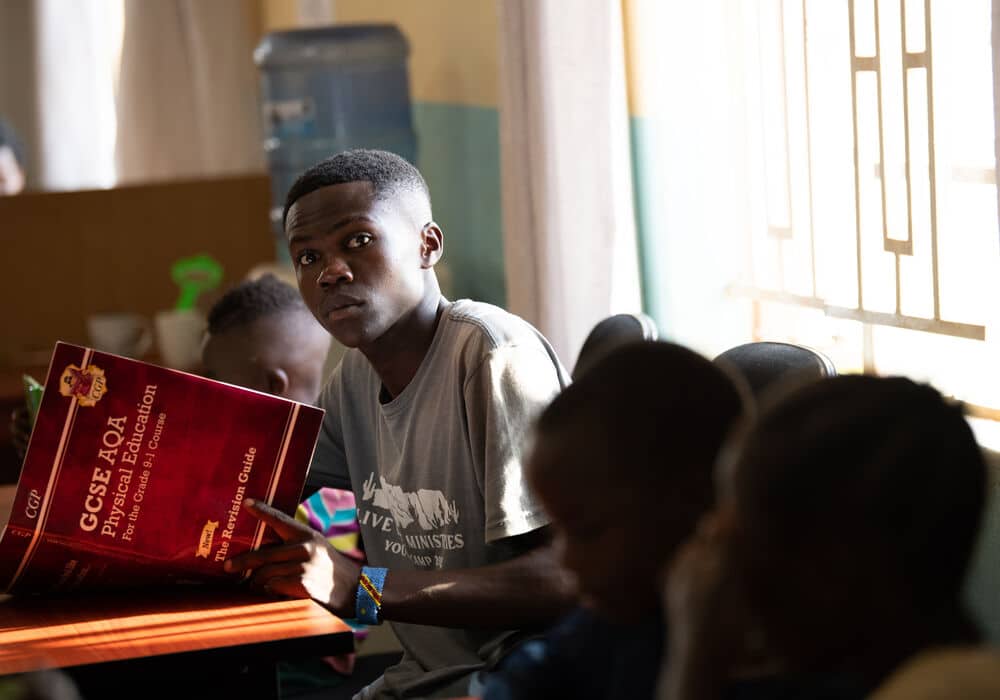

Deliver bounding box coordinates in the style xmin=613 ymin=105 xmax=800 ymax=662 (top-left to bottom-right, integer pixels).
xmin=58 ymin=364 xmax=107 ymax=407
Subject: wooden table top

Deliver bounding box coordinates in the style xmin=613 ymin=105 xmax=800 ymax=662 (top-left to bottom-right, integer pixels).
xmin=0 ymin=587 xmax=353 ymax=675
xmin=0 ymin=484 xmax=351 ymax=675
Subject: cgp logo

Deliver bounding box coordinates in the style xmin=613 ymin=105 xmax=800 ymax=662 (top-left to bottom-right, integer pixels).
xmin=58 ymin=364 xmax=108 ymax=407
xmin=24 ymin=489 xmax=41 ymax=519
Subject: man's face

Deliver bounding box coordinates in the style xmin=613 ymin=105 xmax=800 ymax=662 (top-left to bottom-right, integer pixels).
xmin=0 ymin=146 xmax=25 ymax=195
xmin=286 ymin=182 xmax=430 ymax=350
xmin=528 ymin=432 xmax=663 ymax=622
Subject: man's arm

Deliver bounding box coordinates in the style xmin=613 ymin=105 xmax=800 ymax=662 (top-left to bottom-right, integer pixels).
xmin=226 ymin=499 xmax=576 ymax=628
xmin=376 ymin=526 xmax=575 ymax=628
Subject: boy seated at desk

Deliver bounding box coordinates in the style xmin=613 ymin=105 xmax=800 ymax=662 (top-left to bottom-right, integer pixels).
xmin=480 ymin=341 xmax=747 ymax=699
xmin=224 ymin=149 xmax=575 ymax=699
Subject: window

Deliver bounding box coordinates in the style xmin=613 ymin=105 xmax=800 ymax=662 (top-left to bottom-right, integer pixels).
xmin=741 ymin=0 xmax=1000 ymax=440
xmin=630 ymin=0 xmax=1000 ymax=445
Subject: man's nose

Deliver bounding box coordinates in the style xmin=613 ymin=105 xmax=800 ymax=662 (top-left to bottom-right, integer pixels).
xmin=318 ymin=258 xmax=353 ymax=287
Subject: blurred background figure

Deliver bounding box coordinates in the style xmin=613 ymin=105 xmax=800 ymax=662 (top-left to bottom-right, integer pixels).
xmin=0 ymin=118 xmax=26 ymax=195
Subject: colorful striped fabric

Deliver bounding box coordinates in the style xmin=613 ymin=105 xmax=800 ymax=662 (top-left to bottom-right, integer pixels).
xmin=296 ymin=487 xmax=367 ymax=642
xmin=296 ymin=486 xmax=364 ymax=561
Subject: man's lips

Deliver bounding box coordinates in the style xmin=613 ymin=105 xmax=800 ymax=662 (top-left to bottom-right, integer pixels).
xmin=320 ymin=296 xmax=364 ymax=321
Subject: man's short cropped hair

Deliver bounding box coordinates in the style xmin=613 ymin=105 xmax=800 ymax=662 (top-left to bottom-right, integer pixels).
xmin=283 ymin=149 xmax=429 ymax=226
xmin=207 ymin=274 xmax=308 ymax=336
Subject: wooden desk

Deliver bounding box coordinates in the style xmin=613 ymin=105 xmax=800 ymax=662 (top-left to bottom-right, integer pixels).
xmin=0 ymin=588 xmax=353 ymax=676
xmin=0 ymin=485 xmax=353 ymax=694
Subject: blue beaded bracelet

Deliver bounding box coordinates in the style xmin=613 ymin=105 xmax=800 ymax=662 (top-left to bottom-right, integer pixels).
xmin=356 ymin=566 xmax=388 ymax=625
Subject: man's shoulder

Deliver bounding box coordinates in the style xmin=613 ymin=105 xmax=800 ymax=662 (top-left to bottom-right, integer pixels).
xmin=445 ymin=300 xmax=548 ymax=353
xmin=442 ymin=300 xmax=569 ymax=388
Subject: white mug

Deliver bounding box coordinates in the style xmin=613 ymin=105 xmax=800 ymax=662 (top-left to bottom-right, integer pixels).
xmin=87 ymin=313 xmax=153 ymax=358
xmin=155 ymin=309 xmax=207 ymax=371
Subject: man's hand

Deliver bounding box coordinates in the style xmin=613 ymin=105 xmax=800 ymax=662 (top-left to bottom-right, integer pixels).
xmin=224 ymin=498 xmax=361 ymax=617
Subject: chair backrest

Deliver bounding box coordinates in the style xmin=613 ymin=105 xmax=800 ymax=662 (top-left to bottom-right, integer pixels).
xmin=713 ymin=341 xmax=836 ymax=399
xmin=573 ymin=313 xmax=659 ymax=381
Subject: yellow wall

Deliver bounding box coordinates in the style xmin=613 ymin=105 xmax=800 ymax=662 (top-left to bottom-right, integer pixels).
xmin=256 ymin=0 xmax=299 ymax=31
xmin=256 ymin=0 xmax=498 ymax=107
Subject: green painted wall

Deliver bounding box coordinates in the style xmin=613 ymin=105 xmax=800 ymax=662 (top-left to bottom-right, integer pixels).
xmin=629 ymin=115 xmax=666 ymax=328
xmin=413 ymin=101 xmax=505 ymax=307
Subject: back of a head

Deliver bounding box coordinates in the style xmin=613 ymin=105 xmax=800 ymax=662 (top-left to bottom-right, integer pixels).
xmin=207 ymin=273 xmax=307 ymax=336
xmin=204 ymin=274 xmax=330 ymax=403
xmin=731 ymin=375 xmax=986 ymax=658
xmin=536 ymin=341 xmax=747 ymax=521
xmin=282 ymin=148 xmax=430 ymax=226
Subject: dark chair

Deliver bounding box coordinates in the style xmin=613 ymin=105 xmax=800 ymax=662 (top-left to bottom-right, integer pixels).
xmin=713 ymin=341 xmax=836 ymax=399
xmin=573 ymin=313 xmax=659 ymax=381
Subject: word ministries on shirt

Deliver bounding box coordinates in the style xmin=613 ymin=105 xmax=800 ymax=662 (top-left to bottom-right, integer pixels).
xmin=358 ymin=507 xmax=466 ymax=565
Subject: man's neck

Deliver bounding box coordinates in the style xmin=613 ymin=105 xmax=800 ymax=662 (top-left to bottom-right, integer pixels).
xmin=362 ymin=291 xmax=446 ymax=399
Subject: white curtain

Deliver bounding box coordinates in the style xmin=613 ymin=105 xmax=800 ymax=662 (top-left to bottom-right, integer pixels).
xmin=496 ymin=0 xmax=642 ymax=369
xmin=994 ymin=0 xmax=1000 ymax=240
xmin=33 ymin=0 xmax=121 ymax=190
xmin=115 ymin=0 xmax=264 ymax=183
xmin=0 ymin=1 xmax=40 ymax=188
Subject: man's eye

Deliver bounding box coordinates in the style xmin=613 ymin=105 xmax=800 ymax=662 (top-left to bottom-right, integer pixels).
xmin=296 ymin=250 xmax=318 ymax=266
xmin=346 ymin=233 xmax=373 ymax=249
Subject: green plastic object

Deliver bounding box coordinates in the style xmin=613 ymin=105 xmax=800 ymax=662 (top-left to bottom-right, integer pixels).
xmin=171 ymin=254 xmax=223 ymax=310
xmin=23 ymin=374 xmax=43 ymax=427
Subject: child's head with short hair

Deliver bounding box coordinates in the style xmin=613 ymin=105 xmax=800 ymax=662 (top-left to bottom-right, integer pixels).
xmin=203 ymin=274 xmax=331 ymax=404
xmin=721 ymin=375 xmax=986 ymax=674
xmin=528 ymin=341 xmax=747 ymax=621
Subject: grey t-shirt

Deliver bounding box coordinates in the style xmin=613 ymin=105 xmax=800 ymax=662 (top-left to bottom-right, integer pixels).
xmin=308 ymin=299 xmax=569 ymax=698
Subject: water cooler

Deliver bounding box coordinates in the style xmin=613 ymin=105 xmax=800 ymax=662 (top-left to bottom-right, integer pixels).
xmin=254 ymin=25 xmax=417 ymax=262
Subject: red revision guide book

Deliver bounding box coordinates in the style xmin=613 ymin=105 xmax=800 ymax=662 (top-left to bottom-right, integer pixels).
xmin=0 ymin=342 xmax=324 ymax=594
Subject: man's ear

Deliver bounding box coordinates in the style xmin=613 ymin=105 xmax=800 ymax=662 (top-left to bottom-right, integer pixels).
xmin=266 ymin=367 xmax=290 ymax=398
xmin=419 ymin=222 xmax=444 ymax=269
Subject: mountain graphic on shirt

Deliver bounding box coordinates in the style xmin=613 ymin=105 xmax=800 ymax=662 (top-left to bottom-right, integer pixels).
xmin=362 ymin=472 xmax=460 ymax=531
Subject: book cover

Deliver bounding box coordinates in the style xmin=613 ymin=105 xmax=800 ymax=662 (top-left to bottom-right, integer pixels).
xmin=0 ymin=342 xmax=324 ymax=593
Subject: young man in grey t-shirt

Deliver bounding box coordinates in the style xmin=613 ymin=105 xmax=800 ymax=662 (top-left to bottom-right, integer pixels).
xmin=226 ymin=149 xmax=575 ymax=697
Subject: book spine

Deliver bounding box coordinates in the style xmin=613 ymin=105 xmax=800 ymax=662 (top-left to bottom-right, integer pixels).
xmin=1 ymin=343 xmax=87 ymax=591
